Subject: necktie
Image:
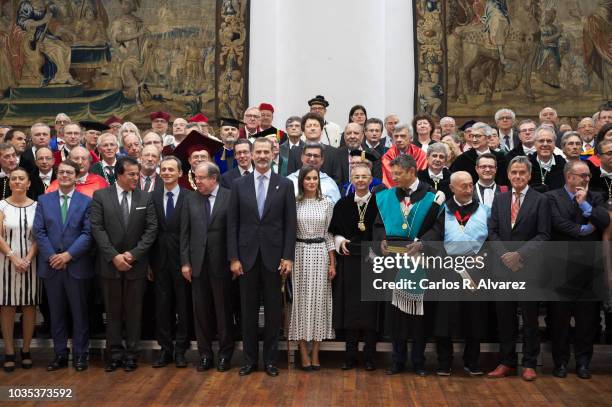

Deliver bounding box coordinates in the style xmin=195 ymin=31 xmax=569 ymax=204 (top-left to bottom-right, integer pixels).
xmin=165 ymin=191 xmax=174 ymax=220
xmin=243 ymin=170 xmax=250 ymax=176
xmin=61 ymin=194 xmax=68 ymax=224
xmin=105 ymin=166 xmax=114 ymax=179
xmin=511 ymin=191 xmax=521 ymax=227
xmin=504 ymin=135 xmax=510 ymax=150
xmin=203 ymin=194 xmax=211 ymax=225
xmin=143 ymin=176 xmax=151 ymax=192
xmin=257 ymin=174 xmax=266 ymax=218
xmin=121 ymin=190 xmax=130 ymax=225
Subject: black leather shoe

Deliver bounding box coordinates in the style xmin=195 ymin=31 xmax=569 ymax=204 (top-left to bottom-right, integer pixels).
xmin=385 ymin=363 xmax=405 ymax=375
xmin=436 ymin=366 xmax=451 ymax=376
xmin=174 ymin=353 xmax=187 ymax=368
xmin=364 ymin=361 xmax=376 ymax=371
xmin=217 ymin=358 xmax=230 ymax=372
xmin=123 ymin=359 xmax=137 ymax=372
xmin=152 ymin=351 xmax=173 ymax=368
xmin=552 ymin=364 xmax=567 ymax=378
xmin=341 ymin=361 xmax=356 ymax=370
xmin=239 ymin=364 xmax=257 ymax=376
xmin=73 ymin=355 xmax=88 ymax=372
xmin=413 ymin=366 xmax=427 ymax=377
xmin=197 ymin=357 xmax=213 ymax=372
xmin=265 ymin=364 xmax=279 ymax=377
xmin=576 ymin=365 xmax=591 ymax=379
xmin=47 ymin=354 xmax=68 ymax=371
xmin=105 ymin=359 xmax=122 ymax=372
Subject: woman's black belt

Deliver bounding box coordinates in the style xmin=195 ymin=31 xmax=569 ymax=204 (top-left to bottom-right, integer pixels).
xmin=296 ymin=237 xmax=325 ymax=244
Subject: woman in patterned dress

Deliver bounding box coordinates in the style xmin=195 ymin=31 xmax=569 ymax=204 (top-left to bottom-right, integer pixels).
xmin=288 ymin=165 xmax=336 ymax=370
xmin=0 ymin=168 xmax=39 ymax=372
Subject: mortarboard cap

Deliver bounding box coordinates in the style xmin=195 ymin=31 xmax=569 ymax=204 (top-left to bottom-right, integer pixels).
xmin=79 ymin=121 xmax=110 ymax=132
xmin=218 ymin=117 xmax=242 ymax=129
xmin=459 ymin=120 xmax=476 ymax=132
xmin=349 ymin=149 xmax=379 ymax=163
xmin=173 ymin=130 xmax=223 ymax=167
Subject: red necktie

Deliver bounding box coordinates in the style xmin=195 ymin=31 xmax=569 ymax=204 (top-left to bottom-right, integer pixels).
xmin=511 ymin=191 xmax=521 ymax=226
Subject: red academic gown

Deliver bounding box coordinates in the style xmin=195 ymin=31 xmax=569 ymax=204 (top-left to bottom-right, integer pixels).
xmin=381 ymin=144 xmax=428 ymax=187
xmin=46 ymin=173 xmax=109 ymax=198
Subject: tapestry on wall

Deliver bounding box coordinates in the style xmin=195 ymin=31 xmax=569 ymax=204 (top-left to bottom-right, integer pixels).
xmin=0 ymin=0 xmax=249 ymax=125
xmin=414 ymin=0 xmax=610 ymax=118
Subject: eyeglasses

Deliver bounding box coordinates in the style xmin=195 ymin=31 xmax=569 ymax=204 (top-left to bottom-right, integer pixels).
xmin=245 ymin=114 xmax=260 ymax=119
xmin=498 ymin=116 xmax=513 ymax=121
xmin=600 ymin=151 xmax=612 ymax=157
xmin=57 ymin=170 xmax=76 ymax=175
xmin=571 ymin=172 xmax=591 ymax=179
xmin=519 ymin=128 xmax=536 ymax=133
xmin=304 ymin=153 xmax=321 ymax=159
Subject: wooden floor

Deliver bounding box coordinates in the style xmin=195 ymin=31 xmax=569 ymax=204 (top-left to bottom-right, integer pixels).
xmin=1 ymin=350 xmax=612 ymax=407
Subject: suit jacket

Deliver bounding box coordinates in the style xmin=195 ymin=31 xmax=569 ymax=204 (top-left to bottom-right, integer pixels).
xmin=280 ymin=139 xmax=304 ymax=163
xmin=488 ymin=187 xmax=550 ymax=260
xmin=90 ymin=160 xmax=117 ymax=185
xmin=220 ymin=166 xmax=249 ymax=189
xmin=473 ymin=182 xmax=507 ymax=205
xmin=181 ymin=186 xmax=232 ymax=279
xmin=33 ymin=190 xmax=93 ymax=279
xmin=547 ymin=188 xmax=610 ymax=242
xmin=150 ymin=186 xmax=189 ymax=274
xmin=90 ymin=185 xmax=158 ymax=279
xmin=450 ymin=148 xmax=508 ymax=186
xmin=494 ymin=127 xmax=520 ymax=153
xmin=136 ymin=174 xmax=163 ymax=193
xmin=505 ymin=143 xmax=535 ymax=163
xmin=287 ymin=144 xmax=340 ymax=184
xmin=227 ymin=172 xmax=296 ymax=272
xmin=336 ymin=146 xmax=382 ymax=185
xmin=362 ymin=141 xmax=387 ymax=157
xmin=20 ymin=148 xmax=36 ymax=172
xmin=28 ymin=169 xmax=56 ymax=201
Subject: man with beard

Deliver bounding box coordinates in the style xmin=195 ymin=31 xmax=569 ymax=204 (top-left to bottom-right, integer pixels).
xmin=138 ymin=145 xmax=162 ymax=193
xmin=214 ymin=118 xmax=240 ymax=174
xmin=337 ymin=122 xmax=382 ymax=184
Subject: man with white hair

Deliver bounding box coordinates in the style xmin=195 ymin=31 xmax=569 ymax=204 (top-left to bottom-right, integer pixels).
xmin=381 ymin=123 xmax=427 ymax=187
xmin=577 ymin=117 xmax=597 ymax=152
xmin=53 ymin=113 xmax=71 ymax=151
xmin=239 ymin=106 xmax=262 ymax=140
xmin=528 ymin=126 xmax=566 ymax=193
xmin=539 ymin=106 xmax=563 ymax=146
xmin=23 ymin=123 xmax=52 ymax=167
xmin=383 ymin=114 xmax=400 ymax=148
xmin=495 ymin=108 xmax=519 ymax=152
xmin=450 ymin=122 xmax=508 ymax=186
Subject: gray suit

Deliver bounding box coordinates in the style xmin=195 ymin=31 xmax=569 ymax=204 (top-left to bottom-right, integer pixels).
xmin=91 ymin=185 xmax=158 ymax=361
xmin=181 ymin=186 xmax=235 ymax=359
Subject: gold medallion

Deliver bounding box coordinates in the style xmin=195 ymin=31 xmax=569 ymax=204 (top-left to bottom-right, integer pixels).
xmin=402 ymin=223 xmax=408 ymax=230
xmin=358 ymin=222 xmax=366 ymax=231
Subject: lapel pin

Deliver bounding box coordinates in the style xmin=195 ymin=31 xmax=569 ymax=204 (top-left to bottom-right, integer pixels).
xmin=276 ymin=185 xmax=279 ymax=190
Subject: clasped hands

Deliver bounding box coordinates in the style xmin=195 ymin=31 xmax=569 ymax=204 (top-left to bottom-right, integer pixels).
xmin=501 ymin=251 xmax=523 ymax=272
xmin=229 ymin=258 xmax=293 ymax=279
xmin=113 ymin=251 xmax=135 ymax=272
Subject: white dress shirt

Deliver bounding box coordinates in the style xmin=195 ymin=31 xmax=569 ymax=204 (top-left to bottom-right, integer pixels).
xmin=116 ymin=183 xmax=132 ymax=211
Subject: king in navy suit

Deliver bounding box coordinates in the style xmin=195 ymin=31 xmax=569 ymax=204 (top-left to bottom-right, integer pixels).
xmin=33 ymin=160 xmax=93 ymax=372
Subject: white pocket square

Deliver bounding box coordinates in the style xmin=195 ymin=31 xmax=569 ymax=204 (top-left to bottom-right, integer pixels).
xmin=135 ymin=206 xmax=146 ymax=210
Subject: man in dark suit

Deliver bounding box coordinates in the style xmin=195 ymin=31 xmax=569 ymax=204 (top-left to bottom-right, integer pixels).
xmin=494 ymin=108 xmax=520 ymax=153
xmin=487 ymin=156 xmax=551 ymax=381
xmin=149 ymin=156 xmax=191 ymax=368
xmin=0 ymin=143 xmax=18 ymax=200
xmin=279 ymin=116 xmax=304 ymax=167
xmin=227 ymin=137 xmax=296 ymax=377
xmin=505 ymin=120 xmax=537 ymax=162
xmin=22 ymin=123 xmax=52 ymax=172
xmin=4 ymin=129 xmax=35 ymax=174
xmin=363 ymin=118 xmax=388 ymax=156
xmin=182 ymin=162 xmax=235 ymax=372
xmin=473 ymin=153 xmax=507 ymax=208
xmin=547 ymin=160 xmax=610 ymax=379
xmin=28 ymin=147 xmax=56 ymax=201
xmin=450 ymin=122 xmax=508 ymax=186
xmin=90 ymin=133 xmax=119 ymax=185
xmin=220 ymin=139 xmax=253 ymax=189
xmin=33 ymin=160 xmax=93 ymax=372
xmin=137 ymin=145 xmax=163 ymax=193
xmin=90 ymin=156 xmax=158 ymax=372
xmin=287 ymin=113 xmax=340 ymax=183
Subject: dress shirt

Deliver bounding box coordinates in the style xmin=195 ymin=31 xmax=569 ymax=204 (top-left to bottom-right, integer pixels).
xmin=564 ymin=186 xmax=594 ymax=235
xmin=116 ymin=183 xmax=132 ymax=211
xmin=59 ymin=188 xmax=75 ymax=210
xmin=239 ymin=165 xmax=253 ymax=176
xmin=428 ymin=169 xmax=444 ymax=182
xmin=287 ymin=170 xmax=341 ymax=204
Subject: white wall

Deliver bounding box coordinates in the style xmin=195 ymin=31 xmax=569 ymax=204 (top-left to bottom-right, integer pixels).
xmin=249 ymin=0 xmax=415 ymax=131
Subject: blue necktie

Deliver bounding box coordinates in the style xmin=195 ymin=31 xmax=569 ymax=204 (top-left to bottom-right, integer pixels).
xmin=166 ymin=191 xmax=174 ymax=220
xmin=257 ymin=174 xmax=266 ymax=218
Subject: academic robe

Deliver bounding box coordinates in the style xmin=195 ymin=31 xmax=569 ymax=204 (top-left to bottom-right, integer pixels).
xmin=417 ymin=168 xmax=452 ymax=199
xmin=528 ymin=154 xmax=566 ymax=193
xmin=214 ymin=148 xmax=237 ymax=174
xmin=328 ymin=194 xmax=380 ymax=330
xmin=46 ymin=173 xmax=109 ymax=198
xmin=178 ymin=170 xmax=196 ymax=191
xmin=381 ymin=145 xmax=427 ymax=188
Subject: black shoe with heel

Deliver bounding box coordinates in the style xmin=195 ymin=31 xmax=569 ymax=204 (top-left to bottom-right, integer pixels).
xmin=3 ymin=354 xmax=15 ymax=373
xmin=20 ymin=349 xmax=32 ymax=369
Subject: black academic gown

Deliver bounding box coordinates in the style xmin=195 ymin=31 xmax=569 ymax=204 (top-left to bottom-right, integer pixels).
xmin=528 ymin=154 xmax=566 ymax=193
xmin=417 ymin=168 xmax=452 ymax=199
xmin=420 ymin=199 xmax=488 ymax=339
xmin=328 ymin=194 xmax=380 ymax=331
xmin=373 ymin=181 xmax=441 ymax=340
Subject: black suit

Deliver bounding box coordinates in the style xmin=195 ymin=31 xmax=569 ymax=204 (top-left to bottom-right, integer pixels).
xmin=28 ymin=170 xmax=56 ymax=201
xmin=336 ymin=146 xmax=382 ymax=185
xmin=181 ymin=186 xmax=235 ymax=360
xmin=227 ymin=171 xmax=296 ymax=367
xmin=90 ymin=185 xmax=158 ymax=362
xmin=450 ymin=149 xmax=508 ymax=186
xmin=287 ymin=144 xmax=340 ymax=184
xmin=150 ymin=186 xmax=192 ymax=356
xmin=505 ymin=143 xmax=535 ymax=163
xmin=488 ymin=187 xmax=550 ymax=368
xmin=495 ymin=127 xmax=520 ymax=153
xmin=363 ymin=141 xmax=387 ymax=157
xmin=137 ymin=174 xmax=164 ymax=193
xmin=21 ymin=148 xmax=36 ymax=173
xmin=220 ymin=166 xmax=250 ymax=189
xmin=547 ymin=188 xmax=610 ymax=368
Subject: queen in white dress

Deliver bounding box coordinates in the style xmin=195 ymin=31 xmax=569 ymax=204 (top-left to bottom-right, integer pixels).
xmin=288 ymin=165 xmax=336 ymax=370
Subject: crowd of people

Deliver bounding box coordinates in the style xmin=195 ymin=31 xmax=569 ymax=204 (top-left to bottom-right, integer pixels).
xmin=0 ymin=96 xmax=611 ymax=382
